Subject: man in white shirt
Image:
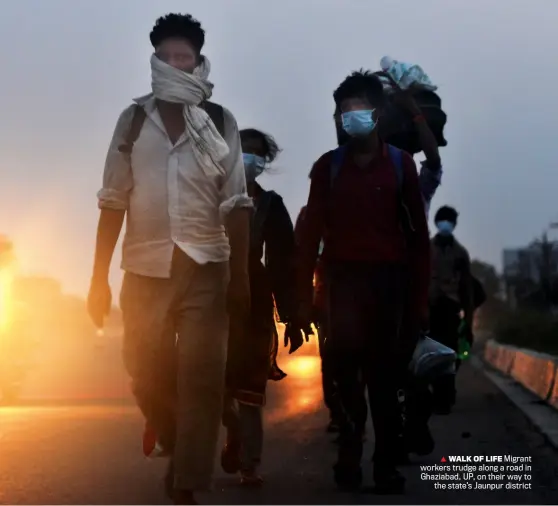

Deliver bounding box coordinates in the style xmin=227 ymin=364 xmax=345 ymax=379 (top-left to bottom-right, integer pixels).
xmin=86 ymin=13 xmax=252 ymax=504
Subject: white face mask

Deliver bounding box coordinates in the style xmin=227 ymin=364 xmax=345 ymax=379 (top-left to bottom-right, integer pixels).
xmin=243 ymin=153 xmax=266 ymax=182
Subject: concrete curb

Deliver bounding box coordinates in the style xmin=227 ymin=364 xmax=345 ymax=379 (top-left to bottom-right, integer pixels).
xmin=483 ymin=339 xmax=558 ymax=409
xmin=472 ymin=355 xmax=558 ymax=450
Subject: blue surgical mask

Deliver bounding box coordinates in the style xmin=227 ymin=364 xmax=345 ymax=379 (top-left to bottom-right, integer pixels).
xmin=436 ymin=220 xmax=455 ymax=236
xmin=341 ymin=109 xmax=377 ymax=137
xmin=242 ymin=153 xmax=266 ymax=182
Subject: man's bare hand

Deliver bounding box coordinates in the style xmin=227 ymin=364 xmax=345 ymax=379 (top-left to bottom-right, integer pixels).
xmin=284 ymin=322 xmax=304 ymax=354
xmin=296 ymin=303 xmax=315 ymax=339
xmin=87 ymin=276 xmax=112 ymax=328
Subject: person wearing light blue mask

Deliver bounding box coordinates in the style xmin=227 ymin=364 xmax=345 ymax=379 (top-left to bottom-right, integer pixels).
xmin=341 ymin=108 xmax=378 ymax=137
xmin=221 ymin=128 xmax=305 ymax=486
xmin=298 ymin=70 xmax=431 ymax=494
xmin=334 ymin=89 xmax=443 ymax=222
xmin=242 ymin=153 xmax=266 ymax=183
xmin=435 ymin=219 xmax=455 ymax=236
xmin=430 ymin=205 xmax=474 ymax=415
xmin=331 ymin=81 xmax=444 ymax=471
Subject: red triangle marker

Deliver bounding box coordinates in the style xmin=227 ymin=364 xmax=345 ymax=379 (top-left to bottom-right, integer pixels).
xmin=441 ymin=457 xmax=447 ymax=462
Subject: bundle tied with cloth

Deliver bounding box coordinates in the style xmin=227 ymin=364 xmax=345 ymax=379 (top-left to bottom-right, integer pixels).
xmin=334 ymin=56 xmax=448 ymax=154
xmin=150 ymin=53 xmax=229 ymax=176
xmin=377 ymin=56 xmax=447 ymax=154
xmin=408 ymin=333 xmax=456 ymax=380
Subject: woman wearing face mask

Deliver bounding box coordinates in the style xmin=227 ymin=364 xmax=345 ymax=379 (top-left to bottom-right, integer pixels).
xmin=221 ymin=128 xmax=304 ymax=486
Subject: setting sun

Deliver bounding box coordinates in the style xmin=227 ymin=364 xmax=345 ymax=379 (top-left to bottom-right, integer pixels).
xmin=0 ymin=252 xmax=16 ymax=333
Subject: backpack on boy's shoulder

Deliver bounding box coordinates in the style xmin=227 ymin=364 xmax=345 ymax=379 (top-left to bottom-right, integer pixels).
xmin=118 ymin=101 xmax=226 ymax=154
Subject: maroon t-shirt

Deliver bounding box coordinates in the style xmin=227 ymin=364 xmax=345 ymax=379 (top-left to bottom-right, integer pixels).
xmin=297 ymin=142 xmax=430 ymax=319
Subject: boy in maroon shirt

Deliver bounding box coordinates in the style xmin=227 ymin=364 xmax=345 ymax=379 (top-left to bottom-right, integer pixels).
xmin=297 ymin=71 xmax=430 ymax=494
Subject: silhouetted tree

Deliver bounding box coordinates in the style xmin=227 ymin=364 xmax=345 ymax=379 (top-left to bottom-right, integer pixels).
xmin=532 ymin=233 xmax=557 ymax=309
xmin=471 ymin=260 xmax=500 ymax=301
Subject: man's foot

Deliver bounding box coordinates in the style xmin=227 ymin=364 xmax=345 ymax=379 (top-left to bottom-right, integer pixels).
xmin=220 ymin=438 xmax=241 ymax=474
xmin=333 ymin=462 xmax=363 ymax=492
xmin=373 ymin=435 xmax=410 ymax=465
xmin=240 ymin=469 xmax=264 ymax=487
xmin=269 ymin=365 xmax=287 ymax=381
xmin=143 ymin=423 xmax=170 ymax=458
xmin=334 ymin=430 xmax=363 ymax=491
xmin=392 ymin=446 xmax=410 ymax=465
xmin=407 ymin=424 xmax=435 ymax=456
xmin=172 ymin=489 xmax=197 ymax=505
xmin=370 ymin=467 xmax=406 ymax=495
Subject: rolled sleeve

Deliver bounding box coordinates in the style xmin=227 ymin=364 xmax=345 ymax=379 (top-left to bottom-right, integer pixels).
xmin=218 ymin=107 xmax=253 ymax=217
xmin=97 ymin=106 xmax=135 ymax=211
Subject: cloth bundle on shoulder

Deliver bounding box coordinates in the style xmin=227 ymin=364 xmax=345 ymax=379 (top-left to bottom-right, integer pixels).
xmin=378 ymin=56 xmax=437 ymax=92
xmin=375 ymin=56 xmax=447 ymax=154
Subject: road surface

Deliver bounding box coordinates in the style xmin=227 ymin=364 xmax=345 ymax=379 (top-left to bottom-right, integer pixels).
xmin=1 ymin=331 xmax=558 ymax=505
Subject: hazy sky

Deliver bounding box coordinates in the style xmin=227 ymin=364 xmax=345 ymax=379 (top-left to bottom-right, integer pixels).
xmin=1 ymin=0 xmax=557 ymax=296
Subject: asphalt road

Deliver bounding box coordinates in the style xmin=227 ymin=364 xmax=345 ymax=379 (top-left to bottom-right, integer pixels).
xmin=1 ymin=332 xmax=558 ymax=505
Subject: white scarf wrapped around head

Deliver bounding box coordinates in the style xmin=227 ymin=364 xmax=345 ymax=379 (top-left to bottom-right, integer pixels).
xmin=151 ymin=53 xmax=229 ymax=177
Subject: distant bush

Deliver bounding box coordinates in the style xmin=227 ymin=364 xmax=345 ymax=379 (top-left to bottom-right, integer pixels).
xmin=494 ymin=308 xmax=558 ymax=355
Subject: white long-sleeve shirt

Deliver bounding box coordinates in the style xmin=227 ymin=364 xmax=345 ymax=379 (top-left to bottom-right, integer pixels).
xmin=97 ymin=94 xmax=252 ymax=278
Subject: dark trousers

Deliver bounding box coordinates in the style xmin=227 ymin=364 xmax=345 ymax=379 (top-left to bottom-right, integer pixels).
xmin=402 ymin=373 xmax=433 ymax=443
xmin=429 ymin=297 xmax=461 ymax=408
xmin=316 ymin=318 xmax=345 ymax=423
xmin=324 ymin=262 xmax=409 ymax=468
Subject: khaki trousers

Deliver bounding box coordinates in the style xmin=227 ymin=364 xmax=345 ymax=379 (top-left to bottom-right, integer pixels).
xmin=121 ymin=247 xmax=229 ymax=491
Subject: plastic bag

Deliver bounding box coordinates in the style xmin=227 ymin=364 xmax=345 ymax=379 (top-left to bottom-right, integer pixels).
xmin=408 ymin=335 xmax=456 ymax=379
xmin=379 ymin=56 xmax=437 ymax=92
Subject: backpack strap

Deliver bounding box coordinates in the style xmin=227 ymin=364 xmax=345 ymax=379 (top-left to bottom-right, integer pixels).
xmin=329 ymin=145 xmax=347 ymax=189
xmin=387 ymin=143 xmax=404 ymax=191
xmin=118 ymin=105 xmax=147 ymax=154
xmin=387 ymin=143 xmax=417 ymax=235
xmin=118 ymin=101 xmax=226 ymax=154
xmin=201 ymin=101 xmax=226 ymax=138
xmin=325 ymin=146 xmax=347 ymax=246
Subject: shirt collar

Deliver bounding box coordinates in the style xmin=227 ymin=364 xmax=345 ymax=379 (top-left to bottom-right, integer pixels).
xmin=346 ymin=138 xmax=388 ymax=160
xmin=133 ymin=93 xmax=156 ymax=113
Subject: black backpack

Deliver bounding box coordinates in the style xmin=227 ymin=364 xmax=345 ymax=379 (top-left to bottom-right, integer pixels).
xmin=118 ymin=100 xmax=225 ymax=153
